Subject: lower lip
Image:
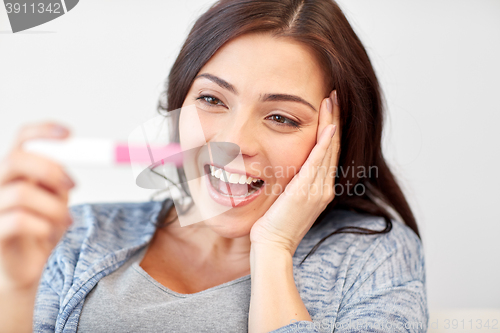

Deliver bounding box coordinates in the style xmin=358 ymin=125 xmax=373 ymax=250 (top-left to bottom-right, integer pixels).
xmin=204 ymin=171 xmax=264 ymax=208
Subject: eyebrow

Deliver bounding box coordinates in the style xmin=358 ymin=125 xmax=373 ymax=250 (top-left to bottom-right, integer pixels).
xmin=194 ymin=73 xmax=318 ymax=112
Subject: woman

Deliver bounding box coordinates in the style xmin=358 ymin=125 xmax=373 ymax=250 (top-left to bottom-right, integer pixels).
xmin=0 ymin=0 xmax=427 ymax=332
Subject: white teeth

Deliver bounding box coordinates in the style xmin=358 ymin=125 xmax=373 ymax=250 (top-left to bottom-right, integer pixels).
xmin=208 ymin=165 xmax=262 ymax=185
xmin=221 ymin=170 xmax=231 ymax=181
xmin=228 ymin=173 xmax=240 ymax=184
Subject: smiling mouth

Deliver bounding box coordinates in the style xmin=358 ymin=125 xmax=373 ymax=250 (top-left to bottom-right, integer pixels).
xmin=204 ymin=164 xmax=265 ymax=197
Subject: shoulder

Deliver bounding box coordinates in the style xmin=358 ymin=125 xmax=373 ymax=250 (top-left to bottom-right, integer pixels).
xmin=62 ymin=200 xmax=163 ymax=253
xmin=298 ymin=209 xmax=425 ymax=288
xmin=68 ymin=200 xmax=164 ymax=226
xmin=294 ymin=210 xmax=428 ymax=329
xmin=41 ymin=200 xmax=166 ymax=291
xmin=34 ymin=200 xmax=167 ymax=330
xmin=67 ymin=200 xmax=163 ymax=243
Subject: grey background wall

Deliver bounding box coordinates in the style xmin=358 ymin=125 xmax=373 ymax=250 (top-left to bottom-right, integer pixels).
xmin=1 ymin=0 xmax=499 ymax=313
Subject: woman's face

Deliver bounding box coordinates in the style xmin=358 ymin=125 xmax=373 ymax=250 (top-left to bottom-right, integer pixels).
xmin=179 ymin=32 xmax=328 ymax=238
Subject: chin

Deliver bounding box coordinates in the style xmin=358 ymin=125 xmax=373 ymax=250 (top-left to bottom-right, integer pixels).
xmin=204 ymin=217 xmax=255 ymax=239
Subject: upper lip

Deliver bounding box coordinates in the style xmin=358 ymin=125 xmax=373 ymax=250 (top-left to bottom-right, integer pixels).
xmin=205 ymin=163 xmax=264 ymax=182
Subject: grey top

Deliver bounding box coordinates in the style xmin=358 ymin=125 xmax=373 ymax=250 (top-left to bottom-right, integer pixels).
xmin=34 ymin=199 xmax=427 ymax=333
xmin=77 ymin=245 xmax=252 ymax=332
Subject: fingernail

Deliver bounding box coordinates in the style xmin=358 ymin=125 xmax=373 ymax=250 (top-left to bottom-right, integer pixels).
xmin=331 ymin=125 xmax=337 ymax=138
xmin=334 ymin=91 xmax=339 ymax=106
xmin=61 ymin=173 xmax=75 ymax=188
xmin=52 ymin=125 xmax=68 ymax=137
xmin=326 ymin=97 xmax=333 ymax=113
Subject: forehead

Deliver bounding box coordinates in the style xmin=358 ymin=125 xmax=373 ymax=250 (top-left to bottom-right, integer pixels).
xmin=195 ymin=33 xmax=327 ymax=100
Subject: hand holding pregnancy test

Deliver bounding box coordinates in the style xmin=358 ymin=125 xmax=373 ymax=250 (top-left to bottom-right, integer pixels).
xmin=22 ymin=138 xmax=183 ymax=167
xmin=20 ymin=107 xmax=255 ymax=227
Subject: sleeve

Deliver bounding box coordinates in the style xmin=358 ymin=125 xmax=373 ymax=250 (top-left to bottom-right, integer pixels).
xmin=33 ymin=275 xmax=60 ymax=333
xmin=334 ymin=279 xmax=427 ymax=332
xmin=271 ymin=221 xmax=428 ymax=333
xmin=32 ymin=204 xmax=85 ymax=333
xmin=333 ymin=224 xmax=428 ymax=333
xmin=268 ymin=275 xmax=427 ymax=332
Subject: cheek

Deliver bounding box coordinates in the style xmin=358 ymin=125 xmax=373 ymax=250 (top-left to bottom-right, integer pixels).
xmin=196 ymin=112 xmax=219 ymax=140
xmin=268 ymin=136 xmax=316 ymax=185
xmin=179 ymin=104 xmax=211 ymax=150
xmin=180 ymin=107 xmax=221 ymax=145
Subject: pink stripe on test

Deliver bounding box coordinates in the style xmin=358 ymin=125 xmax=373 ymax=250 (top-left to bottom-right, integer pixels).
xmin=115 ymin=143 xmax=183 ymax=166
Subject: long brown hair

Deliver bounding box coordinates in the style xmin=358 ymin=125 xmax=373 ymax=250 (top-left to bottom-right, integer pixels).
xmin=156 ymin=0 xmax=419 ymax=262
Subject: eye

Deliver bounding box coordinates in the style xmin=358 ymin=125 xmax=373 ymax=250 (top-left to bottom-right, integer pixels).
xmin=266 ymin=114 xmax=301 ymax=129
xmin=196 ymin=95 xmax=226 ymax=108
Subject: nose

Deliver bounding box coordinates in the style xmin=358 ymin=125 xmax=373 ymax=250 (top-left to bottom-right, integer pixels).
xmin=211 ymin=109 xmax=259 ymax=159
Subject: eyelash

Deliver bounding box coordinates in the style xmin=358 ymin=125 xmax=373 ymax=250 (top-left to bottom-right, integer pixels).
xmin=195 ymin=94 xmax=301 ymax=129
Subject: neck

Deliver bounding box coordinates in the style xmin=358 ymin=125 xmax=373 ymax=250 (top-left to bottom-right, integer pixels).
xmin=153 ymin=205 xmax=252 ymax=262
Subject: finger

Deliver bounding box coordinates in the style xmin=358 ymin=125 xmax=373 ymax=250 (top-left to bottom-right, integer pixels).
xmin=290 ymin=94 xmax=334 ymax=185
xmin=312 ymin=92 xmax=335 ymax=171
xmin=12 ymin=122 xmax=70 ymax=152
xmin=314 ymin=90 xmax=337 ymax=180
xmin=313 ymin=90 xmax=340 ymax=199
xmin=297 ymin=124 xmax=335 ymax=181
xmin=330 ymin=91 xmax=341 ymax=170
xmin=0 ymin=150 xmax=75 ymax=197
xmin=284 ymin=94 xmax=335 ymax=195
xmin=0 ymin=181 xmax=71 ymax=229
xmin=282 ymin=125 xmax=333 ymax=199
xmin=0 ymin=209 xmax=52 ymax=241
xmin=316 ymin=125 xmax=336 ymax=181
xmin=321 ymin=91 xmax=341 ymax=193
xmin=316 ymin=95 xmax=334 ymax=143
xmin=313 ymin=125 xmax=337 ymax=200
xmin=315 ymin=90 xmax=336 ymax=173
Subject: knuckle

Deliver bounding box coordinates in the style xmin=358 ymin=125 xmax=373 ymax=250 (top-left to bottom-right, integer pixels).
xmin=4 ymin=209 xmax=29 ymax=234
xmin=36 ymin=159 xmax=59 ymax=181
xmin=0 ymin=151 xmax=26 ymax=182
xmin=10 ymin=182 xmax=29 ymax=204
xmin=39 ymin=165 xmax=53 ymax=180
xmin=321 ymin=188 xmax=335 ymax=203
xmin=321 ymin=195 xmax=331 ymax=206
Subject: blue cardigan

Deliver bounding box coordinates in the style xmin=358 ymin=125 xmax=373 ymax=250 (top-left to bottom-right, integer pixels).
xmin=33 ymin=199 xmax=428 ymax=332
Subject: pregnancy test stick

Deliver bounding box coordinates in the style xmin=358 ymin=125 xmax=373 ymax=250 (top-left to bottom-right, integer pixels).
xmin=22 ymin=138 xmax=183 ymax=167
